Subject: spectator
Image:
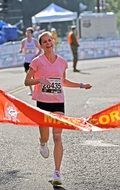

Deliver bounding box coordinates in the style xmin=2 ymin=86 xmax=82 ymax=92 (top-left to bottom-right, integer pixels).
xmin=33 ymin=25 xmax=41 ymax=39
xmin=68 ymin=25 xmax=80 ymax=72
xmin=51 ymin=28 xmax=59 ymax=51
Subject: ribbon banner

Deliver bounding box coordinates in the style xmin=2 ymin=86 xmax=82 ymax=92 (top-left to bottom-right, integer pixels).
xmin=88 ymin=103 xmax=120 ymax=129
xmin=0 ymin=89 xmax=120 ymax=131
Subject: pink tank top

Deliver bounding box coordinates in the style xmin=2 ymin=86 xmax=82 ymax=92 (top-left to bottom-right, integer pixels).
xmin=30 ymin=54 xmax=68 ymax=103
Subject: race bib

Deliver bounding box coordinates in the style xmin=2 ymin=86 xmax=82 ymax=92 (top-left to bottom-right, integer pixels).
xmin=42 ymin=78 xmax=62 ymax=94
xmin=26 ymin=49 xmax=35 ymax=54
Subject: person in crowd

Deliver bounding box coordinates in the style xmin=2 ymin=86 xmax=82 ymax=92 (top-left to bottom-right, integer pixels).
xmin=24 ymin=31 xmax=92 ymax=185
xmin=51 ymin=28 xmax=58 ymax=45
xmin=20 ymin=27 xmax=41 ymax=95
xmin=68 ymin=25 xmax=80 ymax=72
xmin=33 ymin=25 xmax=41 ymax=39
xmin=51 ymin=28 xmax=59 ymax=52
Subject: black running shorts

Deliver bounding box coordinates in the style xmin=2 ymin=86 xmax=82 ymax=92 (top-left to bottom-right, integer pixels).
xmin=37 ymin=101 xmax=64 ymax=113
xmin=24 ymin=62 xmax=31 ymax=72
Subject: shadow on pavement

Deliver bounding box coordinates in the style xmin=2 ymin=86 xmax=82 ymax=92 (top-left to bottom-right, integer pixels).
xmin=49 ymin=180 xmax=66 ymax=190
xmin=52 ymin=186 xmax=66 ymax=190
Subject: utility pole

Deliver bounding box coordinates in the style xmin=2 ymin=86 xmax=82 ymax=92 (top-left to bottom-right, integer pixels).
xmin=97 ymin=0 xmax=100 ymax=13
xmin=97 ymin=0 xmax=106 ymax=13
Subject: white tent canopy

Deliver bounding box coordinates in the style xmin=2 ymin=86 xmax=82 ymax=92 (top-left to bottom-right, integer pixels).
xmin=32 ymin=3 xmax=77 ymax=24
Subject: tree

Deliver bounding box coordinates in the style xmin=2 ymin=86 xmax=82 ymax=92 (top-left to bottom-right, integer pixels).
xmin=105 ymin=0 xmax=120 ymax=33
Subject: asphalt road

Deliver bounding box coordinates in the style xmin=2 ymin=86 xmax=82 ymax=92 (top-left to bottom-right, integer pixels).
xmin=0 ymin=58 xmax=120 ymax=190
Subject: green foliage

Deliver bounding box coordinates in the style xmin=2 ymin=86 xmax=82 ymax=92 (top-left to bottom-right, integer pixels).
xmin=105 ymin=0 xmax=120 ymax=12
xmin=105 ymin=0 xmax=120 ymax=33
xmin=77 ymin=0 xmax=96 ymax=11
xmin=77 ymin=0 xmax=120 ymax=34
xmin=76 ymin=0 xmax=120 ymax=13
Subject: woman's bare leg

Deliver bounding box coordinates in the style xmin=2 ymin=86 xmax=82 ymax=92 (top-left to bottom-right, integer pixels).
xmin=39 ymin=127 xmax=49 ymax=143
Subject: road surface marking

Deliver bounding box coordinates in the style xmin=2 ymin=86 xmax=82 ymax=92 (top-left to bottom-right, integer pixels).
xmin=81 ymin=140 xmax=119 ymax=147
xmin=8 ymin=86 xmax=26 ymax=95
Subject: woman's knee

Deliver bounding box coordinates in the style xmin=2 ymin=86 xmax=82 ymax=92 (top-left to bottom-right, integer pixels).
xmin=53 ymin=133 xmax=62 ymax=144
xmin=39 ymin=127 xmax=49 ymax=142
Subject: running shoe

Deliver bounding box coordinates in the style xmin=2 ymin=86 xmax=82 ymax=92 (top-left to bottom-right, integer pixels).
xmin=73 ymin=69 xmax=80 ymax=72
xmin=40 ymin=143 xmax=49 ymax=158
xmin=28 ymin=92 xmax=32 ymax=96
xmin=52 ymin=170 xmax=62 ymax=185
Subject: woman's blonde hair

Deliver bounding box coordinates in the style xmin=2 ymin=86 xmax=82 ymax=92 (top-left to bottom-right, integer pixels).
xmin=38 ymin=31 xmax=52 ymax=45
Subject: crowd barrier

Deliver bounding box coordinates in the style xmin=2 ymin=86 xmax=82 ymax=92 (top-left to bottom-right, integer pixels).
xmin=0 ymin=41 xmax=24 ymax=69
xmin=0 ymin=39 xmax=120 ymax=69
xmin=59 ymin=38 xmax=120 ymax=61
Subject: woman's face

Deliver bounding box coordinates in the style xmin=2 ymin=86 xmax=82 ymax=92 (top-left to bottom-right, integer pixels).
xmin=40 ymin=34 xmax=54 ymax=52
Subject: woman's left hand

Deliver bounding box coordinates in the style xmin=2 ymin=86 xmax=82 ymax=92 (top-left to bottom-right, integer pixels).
xmin=82 ymin=84 xmax=92 ymax=89
xmin=80 ymin=83 xmax=92 ymax=89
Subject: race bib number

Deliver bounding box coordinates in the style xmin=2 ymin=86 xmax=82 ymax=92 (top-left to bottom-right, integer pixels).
xmin=26 ymin=49 xmax=35 ymax=54
xmin=42 ymin=78 xmax=62 ymax=94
